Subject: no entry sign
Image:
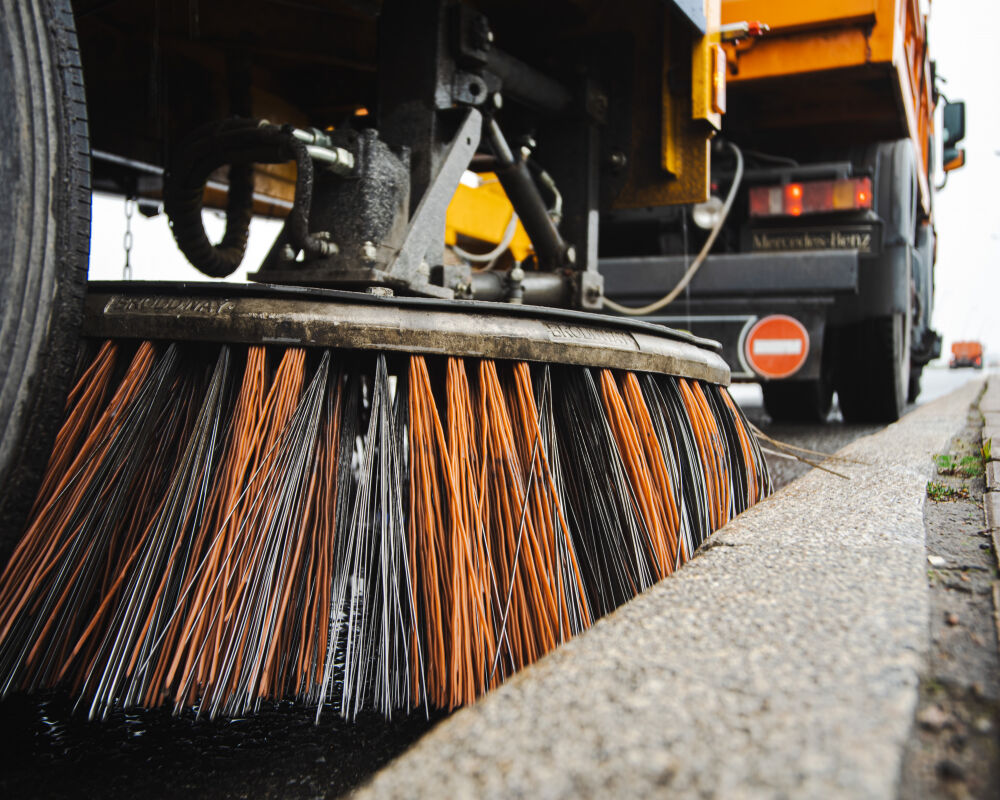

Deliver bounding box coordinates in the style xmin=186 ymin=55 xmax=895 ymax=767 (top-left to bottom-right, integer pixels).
xmin=744 ymin=315 xmax=810 ymax=379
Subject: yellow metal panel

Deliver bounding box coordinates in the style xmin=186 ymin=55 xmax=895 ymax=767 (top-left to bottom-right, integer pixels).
xmin=615 ymin=1 xmax=716 ymax=208
xmin=692 ymin=0 xmax=723 ymax=128
xmin=445 ymin=175 xmax=533 ymax=262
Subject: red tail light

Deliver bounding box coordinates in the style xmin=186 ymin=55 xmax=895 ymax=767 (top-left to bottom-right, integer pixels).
xmin=785 ymin=183 xmax=803 ymax=216
xmin=749 ymin=177 xmax=873 ymax=217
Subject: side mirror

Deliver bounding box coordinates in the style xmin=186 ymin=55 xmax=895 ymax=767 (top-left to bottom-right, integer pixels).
xmin=943 ymin=101 xmax=965 ymax=148
xmin=943 ymin=148 xmax=966 ymax=172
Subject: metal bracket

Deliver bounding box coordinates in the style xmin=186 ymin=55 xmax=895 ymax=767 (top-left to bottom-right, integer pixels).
xmin=451 ymin=71 xmax=490 ymax=107
xmin=386 ymin=108 xmax=482 ymax=296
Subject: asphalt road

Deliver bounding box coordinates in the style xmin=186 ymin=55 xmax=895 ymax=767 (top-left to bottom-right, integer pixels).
xmin=732 ymin=366 xmax=985 ymax=490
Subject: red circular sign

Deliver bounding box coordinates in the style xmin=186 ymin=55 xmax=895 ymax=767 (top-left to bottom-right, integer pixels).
xmin=744 ymin=315 xmax=810 ymax=379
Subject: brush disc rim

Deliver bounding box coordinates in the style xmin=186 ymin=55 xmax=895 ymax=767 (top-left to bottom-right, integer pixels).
xmin=83 ymin=282 xmax=730 ymax=384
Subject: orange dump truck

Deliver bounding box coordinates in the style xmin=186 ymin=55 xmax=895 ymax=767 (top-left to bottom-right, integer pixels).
xmin=950 ymin=341 xmax=984 ymax=369
xmin=601 ymin=0 xmax=966 ymax=422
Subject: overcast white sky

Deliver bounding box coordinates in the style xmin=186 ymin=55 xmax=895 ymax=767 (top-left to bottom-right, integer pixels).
xmin=88 ymin=0 xmax=1000 ymax=359
xmin=927 ymin=0 xmax=1000 ymax=359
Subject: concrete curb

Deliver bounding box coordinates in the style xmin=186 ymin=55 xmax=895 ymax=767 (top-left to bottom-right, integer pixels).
xmin=983 ymin=378 xmax=1000 ymax=463
xmin=981 ymin=376 xmax=1000 ymax=665
xmin=354 ymin=380 xmax=983 ymax=800
xmin=984 ymin=377 xmax=1000 ymax=554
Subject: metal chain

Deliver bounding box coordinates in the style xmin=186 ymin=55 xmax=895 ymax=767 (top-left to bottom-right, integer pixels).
xmin=123 ymin=197 xmax=135 ymax=280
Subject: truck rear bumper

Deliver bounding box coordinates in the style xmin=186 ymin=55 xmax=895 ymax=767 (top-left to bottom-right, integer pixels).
xmin=600 ymin=246 xmax=912 ymax=380
xmin=600 ymin=251 xmax=858 ymax=381
xmin=600 ymin=250 xmax=859 ymax=299
xmin=611 ymin=299 xmax=829 ymax=381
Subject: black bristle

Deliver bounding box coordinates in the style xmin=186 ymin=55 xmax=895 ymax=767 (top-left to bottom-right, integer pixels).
xmin=0 ymin=343 xmax=770 ymax=719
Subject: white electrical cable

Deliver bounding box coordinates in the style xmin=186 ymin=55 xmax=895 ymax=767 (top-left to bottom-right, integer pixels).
xmin=452 ymin=212 xmax=519 ymax=266
xmin=603 ymin=140 xmax=744 ymax=316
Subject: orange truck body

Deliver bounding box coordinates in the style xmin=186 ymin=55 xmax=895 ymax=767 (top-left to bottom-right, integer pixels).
xmin=721 ymin=0 xmax=933 ymax=214
xmin=950 ymin=341 xmax=984 ymax=369
xmin=602 ymin=0 xmax=963 ymax=422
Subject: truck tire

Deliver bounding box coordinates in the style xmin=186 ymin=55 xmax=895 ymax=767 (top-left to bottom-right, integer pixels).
xmin=832 ymin=139 xmax=915 ymax=423
xmin=835 ymin=313 xmax=909 ymax=423
xmin=907 ymin=367 xmax=922 ymax=404
xmin=874 ymin=140 xmax=918 ymax=250
xmin=0 ymin=0 xmax=90 ymax=557
xmin=762 ymin=379 xmax=833 ymax=423
xmin=908 ymin=222 xmax=937 ymax=404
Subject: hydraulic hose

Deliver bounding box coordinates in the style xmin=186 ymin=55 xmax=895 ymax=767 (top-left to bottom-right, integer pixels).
xmin=603 ymin=140 xmax=744 ymax=316
xmin=452 ymin=212 xmax=519 ymax=269
xmin=164 ymin=119 xmax=334 ymax=278
xmin=485 ymin=118 xmax=571 ymax=268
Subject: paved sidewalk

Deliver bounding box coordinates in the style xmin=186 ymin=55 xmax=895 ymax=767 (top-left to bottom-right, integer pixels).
xmin=354 ymin=380 xmax=984 ymax=800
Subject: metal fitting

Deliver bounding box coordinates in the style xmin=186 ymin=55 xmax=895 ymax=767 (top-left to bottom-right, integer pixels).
xmin=311 ymin=232 xmax=339 ymax=257
xmin=361 ymin=241 xmax=379 ymax=264
xmin=607 ymin=150 xmax=628 ymax=171
xmin=305 ymin=144 xmax=355 ymax=176
xmin=507 ymin=265 xmax=525 ymax=304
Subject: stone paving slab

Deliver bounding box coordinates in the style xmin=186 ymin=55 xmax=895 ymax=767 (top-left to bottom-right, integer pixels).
xmin=984 ymin=412 xmax=1000 ymax=432
xmin=981 ymin=380 xmax=1000 ymax=414
xmin=988 ymin=461 xmax=1000 ymax=493
xmin=985 ymin=492 xmax=1000 ymax=533
xmin=354 ymin=380 xmax=984 ymax=800
xmin=987 ymin=378 xmax=1000 ymax=462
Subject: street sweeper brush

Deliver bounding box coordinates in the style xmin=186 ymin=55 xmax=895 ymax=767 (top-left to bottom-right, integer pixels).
xmin=0 ymin=283 xmax=769 ymax=720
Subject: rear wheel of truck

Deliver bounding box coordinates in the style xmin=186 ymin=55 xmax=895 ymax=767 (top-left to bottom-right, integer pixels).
xmin=0 ymin=0 xmax=90 ymax=557
xmin=907 ymin=367 xmax=922 ymax=404
xmin=834 ymin=313 xmax=910 ymax=423
xmin=907 ymin=224 xmax=936 ymax=404
xmin=833 ymin=139 xmax=915 ymax=424
xmin=762 ymin=379 xmax=834 ymax=423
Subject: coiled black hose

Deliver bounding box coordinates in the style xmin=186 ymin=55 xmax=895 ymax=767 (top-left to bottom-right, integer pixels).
xmin=164 ymin=118 xmax=332 ymax=278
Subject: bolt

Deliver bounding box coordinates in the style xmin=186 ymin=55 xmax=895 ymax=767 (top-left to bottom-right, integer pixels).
xmin=361 ymin=241 xmax=379 ymax=263
xmin=585 ymin=284 xmax=602 ymax=302
xmin=507 ymin=265 xmax=525 ymax=305
xmin=564 ymin=246 xmax=577 ymax=266
xmin=281 ymin=244 xmax=297 ymax=261
xmin=313 ymin=232 xmax=340 ymax=257
xmin=491 ymin=92 xmax=503 ymax=110
xmin=417 ymin=259 xmax=431 ymax=277
xmin=591 ymin=91 xmax=608 ymax=116
xmin=366 ymin=286 xmax=394 ymax=297
xmin=608 ymin=150 xmax=628 ymax=170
